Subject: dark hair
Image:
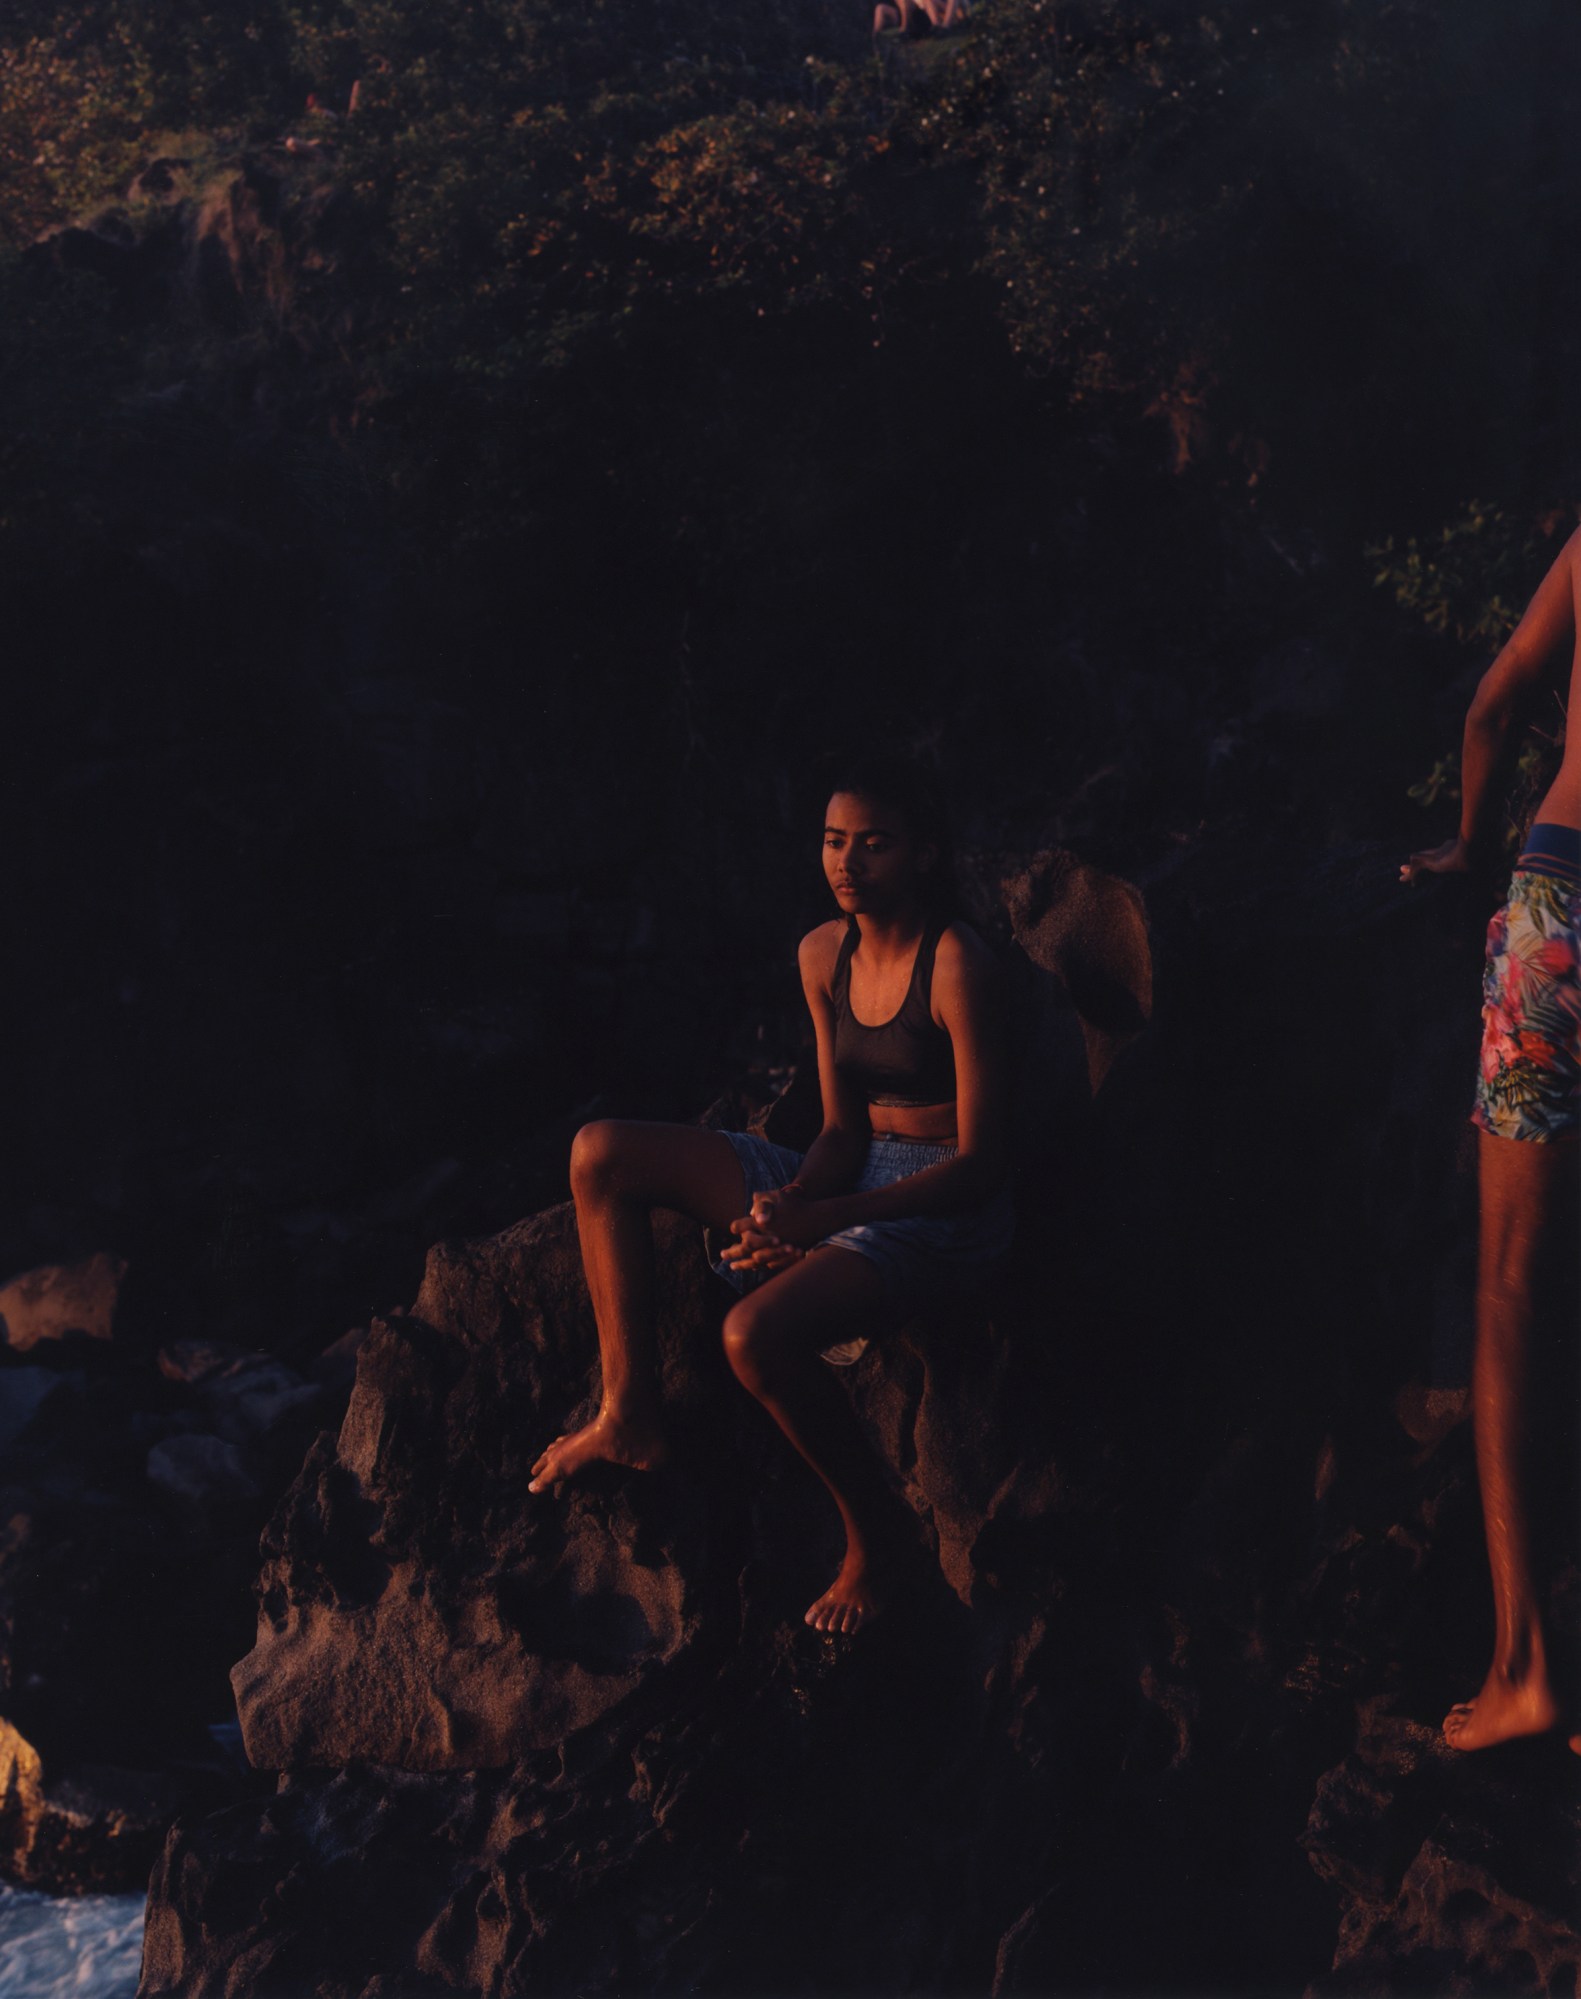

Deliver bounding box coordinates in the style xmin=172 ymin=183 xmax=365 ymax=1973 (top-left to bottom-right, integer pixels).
xmin=816 ymin=747 xmax=960 ymax=914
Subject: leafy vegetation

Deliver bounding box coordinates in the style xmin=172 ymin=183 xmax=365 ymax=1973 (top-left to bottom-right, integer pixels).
xmin=2 ymin=0 xmax=1577 ymax=785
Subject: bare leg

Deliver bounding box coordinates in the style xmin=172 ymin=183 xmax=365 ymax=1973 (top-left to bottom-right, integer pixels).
xmin=1443 ymin=1132 xmax=1579 ymax=1749
xmin=529 ymin=1121 xmax=746 ymax=1493
xmin=723 ymin=1247 xmax=916 ymax=1634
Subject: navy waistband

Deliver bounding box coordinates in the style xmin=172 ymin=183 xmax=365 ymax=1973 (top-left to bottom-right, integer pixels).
xmin=1518 ymin=821 xmax=1581 ymax=884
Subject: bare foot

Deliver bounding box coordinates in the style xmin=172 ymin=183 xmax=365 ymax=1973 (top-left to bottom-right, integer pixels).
xmin=804 ymin=1548 xmax=892 ymax=1636
xmin=1442 ymin=1666 xmax=1565 ymax=1750
xmin=804 ymin=1521 xmax=926 ymax=1636
xmin=527 ymin=1410 xmax=669 ymax=1493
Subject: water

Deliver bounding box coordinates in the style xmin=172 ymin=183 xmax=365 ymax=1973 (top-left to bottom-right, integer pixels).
xmin=0 ymin=1883 xmax=145 ymax=1999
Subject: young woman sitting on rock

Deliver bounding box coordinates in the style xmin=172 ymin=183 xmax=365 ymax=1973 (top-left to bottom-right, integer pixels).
xmin=529 ymin=754 xmax=1013 ymax=1634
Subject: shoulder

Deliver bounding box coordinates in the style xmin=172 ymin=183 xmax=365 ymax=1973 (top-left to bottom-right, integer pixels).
xmin=798 ymin=919 xmax=848 ymax=991
xmin=931 ymin=920 xmax=1002 ymax=1022
xmin=933 ymin=919 xmax=999 ymax=984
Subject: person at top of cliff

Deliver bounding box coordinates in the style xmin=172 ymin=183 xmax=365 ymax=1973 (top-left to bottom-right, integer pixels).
xmin=1402 ymin=525 xmax=1581 ymax=1754
xmin=528 ymin=751 xmax=1013 ymax=1635
xmin=871 ymin=0 xmax=971 ymax=42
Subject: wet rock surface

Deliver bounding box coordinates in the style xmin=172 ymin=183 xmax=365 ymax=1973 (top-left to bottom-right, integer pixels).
xmin=0 ymin=1311 xmax=347 ymax=1892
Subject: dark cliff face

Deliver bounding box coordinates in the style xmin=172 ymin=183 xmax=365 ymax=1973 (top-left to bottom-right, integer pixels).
xmin=2 ymin=26 xmax=1578 ymax=1989
xmin=122 ymin=854 xmax=1579 ymax=1998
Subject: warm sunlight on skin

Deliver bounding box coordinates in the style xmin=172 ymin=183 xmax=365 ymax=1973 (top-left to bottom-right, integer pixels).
xmin=530 ymin=782 xmax=1010 ymax=1636
xmin=1404 ymin=527 xmax=1581 ymax=1756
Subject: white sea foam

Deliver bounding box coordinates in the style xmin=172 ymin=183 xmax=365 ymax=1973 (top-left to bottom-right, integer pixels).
xmin=0 ymin=1882 xmax=145 ymax=1999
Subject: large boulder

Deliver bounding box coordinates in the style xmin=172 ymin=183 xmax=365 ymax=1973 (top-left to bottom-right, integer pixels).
xmin=229 ymin=1211 xmax=720 ymax=1771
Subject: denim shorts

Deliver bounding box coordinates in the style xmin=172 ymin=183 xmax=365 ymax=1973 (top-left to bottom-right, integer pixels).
xmin=710 ymin=1129 xmax=1015 ymax=1318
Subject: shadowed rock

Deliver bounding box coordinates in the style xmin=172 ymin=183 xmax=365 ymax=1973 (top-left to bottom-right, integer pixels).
xmin=137 ymin=844 xmax=1581 ymax=1998
xmin=230 ymin=1210 xmax=720 ymax=1772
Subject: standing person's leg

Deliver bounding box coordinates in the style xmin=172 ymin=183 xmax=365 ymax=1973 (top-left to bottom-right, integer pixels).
xmin=722 ymin=1247 xmax=916 ymax=1633
xmin=1444 ymin=1132 xmax=1579 ymax=1748
xmin=529 ymin=1121 xmax=750 ymax=1492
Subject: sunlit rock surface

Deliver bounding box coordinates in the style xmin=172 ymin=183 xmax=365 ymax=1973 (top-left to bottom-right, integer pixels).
xmin=0 ymin=1253 xmax=127 ymax=1355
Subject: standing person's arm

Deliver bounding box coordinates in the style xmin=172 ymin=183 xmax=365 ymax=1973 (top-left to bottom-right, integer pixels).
xmin=719 ymin=923 xmax=868 ymax=1275
xmin=1403 ymin=529 xmax=1577 ymax=883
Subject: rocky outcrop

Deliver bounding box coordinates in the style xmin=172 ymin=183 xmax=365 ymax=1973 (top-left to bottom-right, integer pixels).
xmin=230 ymin=1216 xmax=713 ymax=1772
xmin=1305 ymin=1697 xmax=1581 ymax=1996
xmin=0 ymin=1716 xmax=229 ymax=1897
xmin=0 ymin=1320 xmax=340 ymax=1892
xmin=133 ymin=837 xmax=1581 ymax=1998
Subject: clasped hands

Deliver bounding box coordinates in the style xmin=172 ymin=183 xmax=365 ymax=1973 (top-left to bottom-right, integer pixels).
xmin=718 ymin=1182 xmax=828 ymax=1278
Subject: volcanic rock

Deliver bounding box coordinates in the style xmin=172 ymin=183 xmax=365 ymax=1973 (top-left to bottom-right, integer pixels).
xmin=0 ymin=1253 xmax=127 ymax=1355
xmin=0 ymin=1715 xmax=226 ymax=1895
xmin=146 ymin=1434 xmax=262 ymax=1506
xmin=1304 ymin=1697 xmax=1581 ymax=1994
xmin=0 ymin=1368 xmax=73 ymax=1455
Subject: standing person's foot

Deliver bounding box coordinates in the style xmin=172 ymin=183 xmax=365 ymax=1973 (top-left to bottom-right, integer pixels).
xmin=528 ymin=1410 xmax=669 ymax=1492
xmin=1442 ymin=1663 xmax=1565 ymax=1750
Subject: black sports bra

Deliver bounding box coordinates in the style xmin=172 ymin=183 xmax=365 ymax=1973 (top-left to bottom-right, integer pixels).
xmin=831 ymin=915 xmax=957 ymax=1108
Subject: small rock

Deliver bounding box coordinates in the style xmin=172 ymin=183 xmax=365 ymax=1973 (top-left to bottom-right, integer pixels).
xmin=157 ymin=1337 xmax=254 ymax=1386
xmin=0 ymin=1254 xmax=127 ymax=1354
xmin=199 ymin=1359 xmax=323 ymax=1444
xmin=0 ymin=1367 xmax=71 ymax=1454
xmin=146 ymin=1433 xmax=260 ymax=1504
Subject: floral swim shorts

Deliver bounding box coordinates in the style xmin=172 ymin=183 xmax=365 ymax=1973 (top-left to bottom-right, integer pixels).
xmin=1471 ymin=825 xmax=1581 ymax=1143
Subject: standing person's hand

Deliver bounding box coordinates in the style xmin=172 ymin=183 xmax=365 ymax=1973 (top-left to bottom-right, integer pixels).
xmin=1401 ymin=836 xmax=1473 ymax=886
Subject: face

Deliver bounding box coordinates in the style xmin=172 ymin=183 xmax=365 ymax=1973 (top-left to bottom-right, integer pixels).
xmin=822 ymin=791 xmax=935 ymax=916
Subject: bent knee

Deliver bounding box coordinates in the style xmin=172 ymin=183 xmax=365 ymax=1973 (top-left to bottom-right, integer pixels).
xmin=722 ymin=1295 xmax=788 ymax=1381
xmin=570 ymin=1118 xmax=627 ymax=1195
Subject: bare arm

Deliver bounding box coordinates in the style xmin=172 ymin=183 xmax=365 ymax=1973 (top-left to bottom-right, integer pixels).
xmin=717 ymin=923 xmax=867 ymax=1275
xmin=788 ymin=924 xmax=873 ymax=1199
xmin=1404 ymin=529 xmax=1577 ymax=881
